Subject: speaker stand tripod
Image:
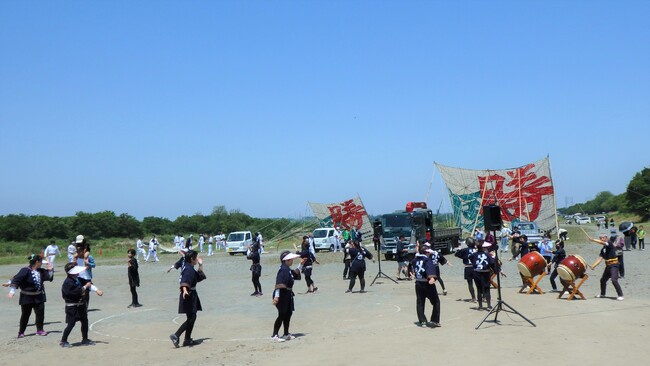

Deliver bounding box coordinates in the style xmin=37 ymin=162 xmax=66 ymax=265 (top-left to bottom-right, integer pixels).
xmin=371 ymin=236 xmax=398 ymax=286
xmin=476 ymin=229 xmax=536 ymax=329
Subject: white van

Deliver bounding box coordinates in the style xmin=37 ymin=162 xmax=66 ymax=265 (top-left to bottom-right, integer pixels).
xmin=312 ymin=228 xmax=336 ymax=252
xmin=226 ymin=231 xmax=253 ymax=255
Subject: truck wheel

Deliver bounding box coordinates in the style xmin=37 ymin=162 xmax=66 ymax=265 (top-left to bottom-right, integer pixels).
xmin=330 ymin=244 xmax=335 ymax=252
xmin=384 ymin=253 xmax=394 ymax=261
xmin=229 ymin=252 xmax=235 ymax=256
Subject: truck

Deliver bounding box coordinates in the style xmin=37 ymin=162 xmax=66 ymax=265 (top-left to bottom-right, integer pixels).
xmin=379 ymin=202 xmax=462 ymax=260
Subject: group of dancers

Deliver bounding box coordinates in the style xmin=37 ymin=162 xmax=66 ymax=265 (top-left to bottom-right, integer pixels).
xmin=5 ymin=225 xmax=632 ymax=349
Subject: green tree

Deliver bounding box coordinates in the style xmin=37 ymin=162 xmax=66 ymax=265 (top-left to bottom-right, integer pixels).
xmin=115 ymin=213 xmax=143 ymax=238
xmin=0 ymin=214 xmax=32 ymax=241
xmin=143 ymin=216 xmax=172 ymax=235
xmin=626 ymin=167 xmax=650 ymax=219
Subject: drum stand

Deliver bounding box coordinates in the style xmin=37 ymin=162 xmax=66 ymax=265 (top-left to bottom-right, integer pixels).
xmin=476 ymin=229 xmax=536 ymax=329
xmin=558 ymin=274 xmax=588 ymax=300
xmin=518 ymin=273 xmax=546 ymax=295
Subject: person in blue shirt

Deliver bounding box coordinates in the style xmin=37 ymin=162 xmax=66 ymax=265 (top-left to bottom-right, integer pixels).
xmin=538 ymin=235 xmax=554 ymax=274
xmin=410 ymin=245 xmax=441 ymax=327
xmin=548 ymin=240 xmax=566 ymax=292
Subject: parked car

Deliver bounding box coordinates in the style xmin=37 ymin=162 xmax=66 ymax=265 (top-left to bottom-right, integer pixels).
xmin=594 ymin=215 xmax=607 ymax=222
xmin=576 ymin=217 xmax=592 ymax=225
xmin=226 ymin=231 xmax=253 ymax=255
xmin=312 ymin=228 xmax=336 ymax=252
xmin=514 ymin=221 xmax=544 ymax=244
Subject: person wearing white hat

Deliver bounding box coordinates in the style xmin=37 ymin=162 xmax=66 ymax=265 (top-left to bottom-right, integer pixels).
xmin=470 ymin=242 xmax=496 ymax=310
xmin=7 ymin=254 xmax=54 ymax=338
xmin=59 ymin=262 xmax=100 ymax=347
xmin=271 ymin=251 xmax=302 ymax=342
xmin=170 ymin=250 xmax=206 ymax=348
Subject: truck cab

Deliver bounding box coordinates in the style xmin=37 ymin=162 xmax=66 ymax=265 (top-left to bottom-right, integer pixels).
xmin=512 ymin=221 xmax=544 ymax=244
xmin=379 ymin=202 xmax=461 ymax=260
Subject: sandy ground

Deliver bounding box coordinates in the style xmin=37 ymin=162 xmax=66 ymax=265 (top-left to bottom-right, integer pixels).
xmin=1 ymin=227 xmax=649 ymax=366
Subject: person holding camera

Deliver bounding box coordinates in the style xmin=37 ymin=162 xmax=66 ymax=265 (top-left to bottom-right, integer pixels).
xmin=247 ymin=243 xmax=263 ymax=296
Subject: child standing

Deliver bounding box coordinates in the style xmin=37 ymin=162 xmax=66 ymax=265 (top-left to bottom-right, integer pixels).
xmin=127 ymin=249 xmax=142 ymax=308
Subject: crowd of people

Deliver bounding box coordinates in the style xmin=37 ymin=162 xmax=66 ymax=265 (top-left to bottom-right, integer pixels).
xmin=3 ymin=222 xmax=640 ymax=348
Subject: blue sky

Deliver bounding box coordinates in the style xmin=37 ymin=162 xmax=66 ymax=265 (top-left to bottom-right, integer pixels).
xmin=1 ymin=1 xmax=648 ymax=220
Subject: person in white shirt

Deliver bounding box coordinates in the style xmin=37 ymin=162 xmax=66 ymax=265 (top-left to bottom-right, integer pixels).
xmin=67 ymin=242 xmax=77 ymax=263
xmin=333 ymin=227 xmax=342 ymax=252
xmin=256 ymin=232 xmax=264 ymax=254
xmin=174 ymin=235 xmax=181 ymax=249
xmin=43 ymin=240 xmax=62 ymax=267
xmin=499 ymin=224 xmax=512 ymax=253
xmin=145 ymin=235 xmax=159 ymax=262
xmin=136 ymin=237 xmax=146 ymax=261
xmin=199 ymin=234 xmax=205 ymax=253
xmin=207 ymin=235 xmax=214 ymax=256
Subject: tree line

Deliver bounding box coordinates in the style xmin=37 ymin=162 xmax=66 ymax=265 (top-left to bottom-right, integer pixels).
xmin=559 ymin=167 xmax=650 ymax=219
xmin=0 ymin=205 xmax=304 ymax=242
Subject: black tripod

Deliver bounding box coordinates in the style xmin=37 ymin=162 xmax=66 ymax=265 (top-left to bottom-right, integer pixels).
xmin=371 ymin=233 xmax=398 ymax=286
xmin=475 ymin=228 xmax=536 ymax=329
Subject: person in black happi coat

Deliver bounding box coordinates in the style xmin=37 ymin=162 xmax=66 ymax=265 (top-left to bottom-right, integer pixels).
xmin=272 ymin=251 xmax=302 ymax=342
xmin=410 ymin=245 xmax=441 ymax=327
xmin=345 ymin=240 xmax=374 ymax=293
xmin=7 ymin=254 xmax=54 ymax=338
xmin=170 ymin=250 xmax=206 ymax=347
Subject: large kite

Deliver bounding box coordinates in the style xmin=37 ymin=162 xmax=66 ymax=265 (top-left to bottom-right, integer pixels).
xmin=308 ymin=196 xmax=373 ymax=242
xmin=435 ymin=157 xmax=558 ymax=234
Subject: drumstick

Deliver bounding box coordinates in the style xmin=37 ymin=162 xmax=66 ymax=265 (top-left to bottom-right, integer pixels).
xmin=579 ymin=227 xmax=591 ymax=239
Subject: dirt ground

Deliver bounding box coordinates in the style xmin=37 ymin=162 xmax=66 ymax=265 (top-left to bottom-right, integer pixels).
xmin=1 ymin=227 xmax=649 ymax=366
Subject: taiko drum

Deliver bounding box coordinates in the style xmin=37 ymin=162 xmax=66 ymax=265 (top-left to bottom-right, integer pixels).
xmin=557 ymin=255 xmax=587 ymax=282
xmin=517 ymin=251 xmax=546 ymax=278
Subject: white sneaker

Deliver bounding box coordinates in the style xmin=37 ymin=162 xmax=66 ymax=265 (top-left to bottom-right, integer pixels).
xmin=283 ymin=334 xmax=296 ymax=341
xmin=271 ymin=335 xmax=285 ymax=342
xmin=595 ymin=294 xmax=603 ymax=298
xmin=617 ymin=296 xmax=624 ymax=301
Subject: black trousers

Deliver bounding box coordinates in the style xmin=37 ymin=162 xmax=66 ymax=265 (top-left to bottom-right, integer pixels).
xmin=343 ymin=259 xmax=351 ymax=278
xmin=304 ymin=267 xmax=314 ymax=287
xmin=348 ymin=270 xmax=365 ymax=291
xmin=19 ymin=302 xmax=45 ymax=334
xmin=61 ymin=313 xmax=89 ymax=343
xmin=549 ymin=267 xmax=560 ymax=290
xmin=273 ymin=308 xmax=293 ymax=337
xmin=415 ymin=281 xmax=440 ymax=323
xmin=473 ymin=271 xmax=492 ymax=307
xmin=435 ymin=266 xmax=445 ymax=291
xmin=175 ymin=312 xmax=197 ymax=341
xmin=130 ymin=286 xmax=139 ymax=305
xmin=252 ymin=273 xmax=262 ymax=293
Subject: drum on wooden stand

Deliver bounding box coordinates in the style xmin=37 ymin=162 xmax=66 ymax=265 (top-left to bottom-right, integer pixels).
xmin=517 ymin=251 xmax=546 ymax=278
xmin=557 ymin=255 xmax=587 ymax=282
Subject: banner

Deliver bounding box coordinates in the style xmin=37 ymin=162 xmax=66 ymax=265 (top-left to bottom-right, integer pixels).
xmin=435 ymin=157 xmax=557 ymax=233
xmin=308 ymin=196 xmax=373 ymax=242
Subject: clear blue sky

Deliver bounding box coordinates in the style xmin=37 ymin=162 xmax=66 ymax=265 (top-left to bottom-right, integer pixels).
xmin=1 ymin=1 xmax=648 ymax=220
